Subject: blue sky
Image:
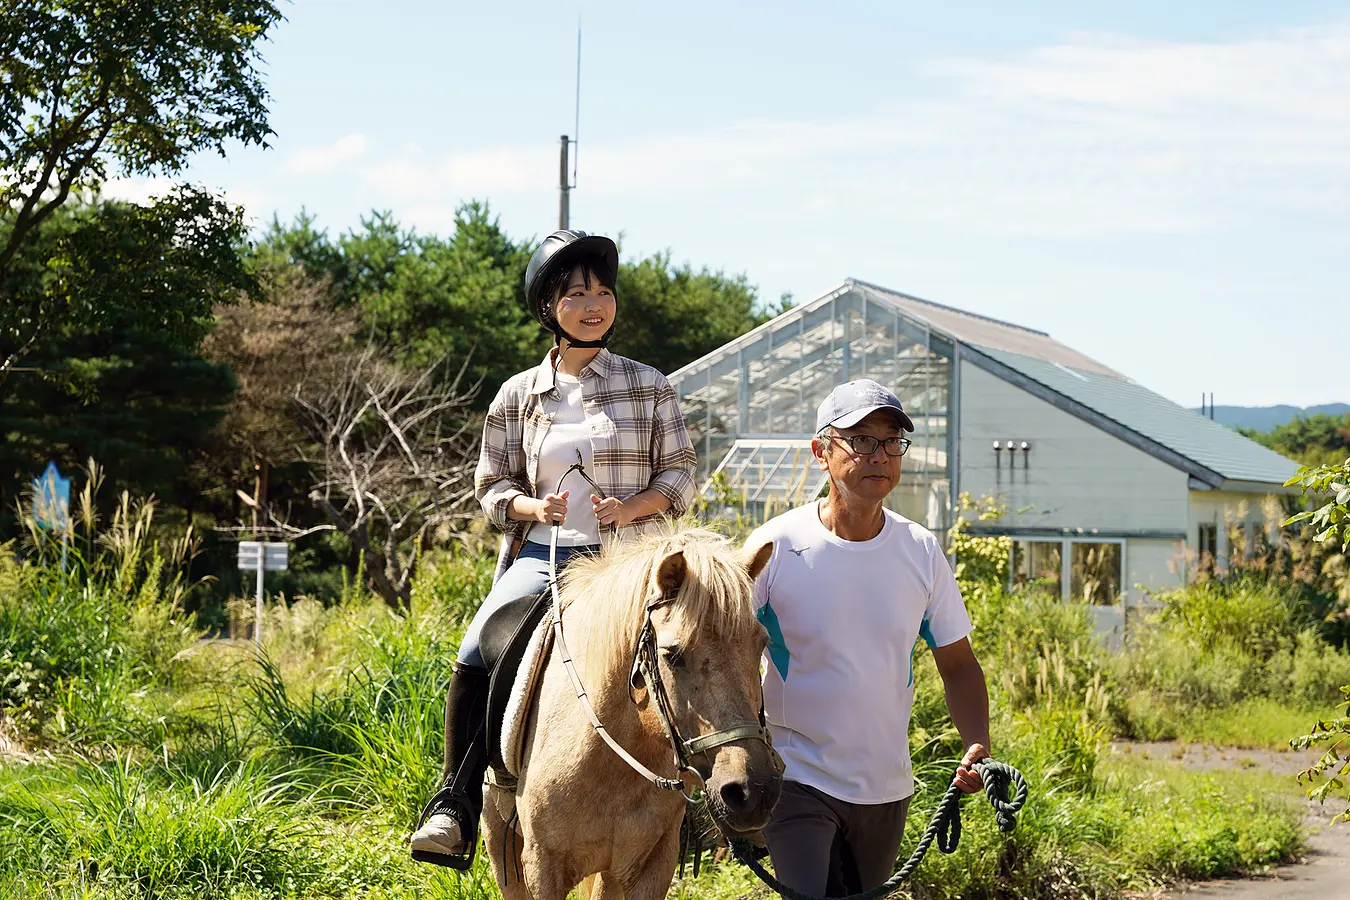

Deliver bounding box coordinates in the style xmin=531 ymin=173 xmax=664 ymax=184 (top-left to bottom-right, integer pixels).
xmin=112 ymin=1 xmax=1350 ymax=409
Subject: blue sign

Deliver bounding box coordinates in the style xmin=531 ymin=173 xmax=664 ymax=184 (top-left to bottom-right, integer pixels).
xmin=32 ymin=461 xmax=70 ymax=531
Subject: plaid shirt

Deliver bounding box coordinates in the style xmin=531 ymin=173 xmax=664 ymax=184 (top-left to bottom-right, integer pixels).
xmin=475 ymin=349 xmax=696 ymax=580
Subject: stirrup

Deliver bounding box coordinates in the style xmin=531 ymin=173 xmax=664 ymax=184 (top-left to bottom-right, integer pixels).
xmin=411 ymin=785 xmax=480 ymax=870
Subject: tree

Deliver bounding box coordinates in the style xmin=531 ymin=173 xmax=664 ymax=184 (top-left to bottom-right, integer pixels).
xmin=1242 ymin=414 xmax=1350 ymax=468
xmin=1286 ymin=457 xmax=1350 ymax=823
xmin=254 ymin=207 xmax=785 ymax=406
xmin=0 ymin=0 xmax=281 ymax=379
xmin=0 ymin=195 xmax=253 ymax=529
xmin=287 ymin=347 xmax=482 ymax=611
xmin=610 ymin=252 xmax=772 ymax=379
xmin=350 ymin=204 xmax=541 ymax=400
xmin=202 ymin=271 xmax=363 ymax=536
xmin=0 ymin=324 xmax=236 ymax=521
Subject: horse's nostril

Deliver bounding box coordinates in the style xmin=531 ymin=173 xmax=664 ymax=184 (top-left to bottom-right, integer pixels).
xmin=720 ymin=781 xmax=750 ymax=812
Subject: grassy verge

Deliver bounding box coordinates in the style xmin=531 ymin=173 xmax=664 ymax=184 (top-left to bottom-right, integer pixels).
xmin=0 ymin=508 xmax=1335 ymax=899
xmin=1175 ymin=697 xmax=1338 ymax=749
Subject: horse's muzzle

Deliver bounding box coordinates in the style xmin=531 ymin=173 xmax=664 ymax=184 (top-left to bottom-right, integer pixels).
xmin=710 ymin=767 xmax=783 ymax=833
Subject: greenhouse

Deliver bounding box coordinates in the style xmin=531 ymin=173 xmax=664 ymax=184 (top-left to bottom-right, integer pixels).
xmin=669 ymin=277 xmax=1302 ymax=621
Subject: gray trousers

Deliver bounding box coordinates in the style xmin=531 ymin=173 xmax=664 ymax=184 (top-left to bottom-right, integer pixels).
xmin=761 ymin=781 xmax=911 ymax=897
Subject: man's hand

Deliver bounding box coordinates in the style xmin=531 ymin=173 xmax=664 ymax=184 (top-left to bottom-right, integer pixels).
xmin=952 ymin=743 xmax=990 ymax=794
xmin=592 ymin=495 xmax=633 ymax=528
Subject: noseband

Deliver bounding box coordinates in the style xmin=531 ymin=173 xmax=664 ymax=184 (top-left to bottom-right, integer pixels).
xmin=547 ymin=456 xmax=778 ymax=801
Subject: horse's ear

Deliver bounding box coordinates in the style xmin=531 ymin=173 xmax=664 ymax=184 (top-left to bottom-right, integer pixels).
xmin=656 ymin=549 xmax=688 ymax=595
xmin=742 ymin=541 xmax=773 ymax=581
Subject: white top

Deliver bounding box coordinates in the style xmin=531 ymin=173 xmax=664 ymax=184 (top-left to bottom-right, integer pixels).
xmin=526 ymin=372 xmax=602 ymax=547
xmin=746 ymin=501 xmax=973 ymax=804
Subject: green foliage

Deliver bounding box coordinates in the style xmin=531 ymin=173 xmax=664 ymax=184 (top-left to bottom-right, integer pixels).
xmin=1109 ymin=576 xmax=1350 ymax=742
xmin=1155 ymin=577 xmax=1309 ymax=658
xmin=255 ymin=206 xmax=783 ymax=409
xmin=609 ymin=250 xmax=768 ymax=379
xmin=1242 ymin=413 xmax=1350 ymax=468
xmin=0 ymin=466 xmax=202 ymax=739
xmin=1284 ymin=456 xmax=1350 ymax=823
xmin=1284 ymin=456 xmax=1350 ymax=555
xmin=1291 ymin=685 xmax=1350 ymax=824
xmin=0 ymin=193 xmax=252 ymax=528
xmin=0 ymin=0 xmax=280 ymax=375
xmin=947 ymin=492 xmax=1012 ymax=608
xmin=0 ymin=490 xmax=1329 ymax=899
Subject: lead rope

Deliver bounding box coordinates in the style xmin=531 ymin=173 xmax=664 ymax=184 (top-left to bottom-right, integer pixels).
xmin=725 ymin=757 xmax=1029 ymax=900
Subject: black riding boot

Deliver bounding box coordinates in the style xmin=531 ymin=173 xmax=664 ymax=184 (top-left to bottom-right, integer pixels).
xmin=410 ymin=661 xmax=490 ymax=869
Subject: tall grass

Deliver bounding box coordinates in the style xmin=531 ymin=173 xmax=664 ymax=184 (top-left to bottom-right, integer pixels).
xmin=1112 ymin=577 xmax=1350 ymax=741
xmin=1 ymin=466 xmax=202 ymax=742
xmin=0 ymin=480 xmax=1326 ymax=899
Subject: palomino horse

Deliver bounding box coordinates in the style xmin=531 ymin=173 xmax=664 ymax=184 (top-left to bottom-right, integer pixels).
xmin=481 ymin=524 xmax=783 ymax=899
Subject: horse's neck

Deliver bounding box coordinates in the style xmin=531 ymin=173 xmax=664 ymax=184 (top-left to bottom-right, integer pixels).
xmin=567 ymin=627 xmax=670 ymax=759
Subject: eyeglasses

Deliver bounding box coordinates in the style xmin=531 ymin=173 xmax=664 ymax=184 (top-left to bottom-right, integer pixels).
xmin=824 ymin=433 xmax=912 ymax=457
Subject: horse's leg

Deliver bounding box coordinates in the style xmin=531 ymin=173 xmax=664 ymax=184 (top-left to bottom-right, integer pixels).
xmin=481 ymin=788 xmax=529 ymax=899
xmin=617 ymin=824 xmax=681 ymax=900
xmin=523 ymin=848 xmax=578 ymax=900
xmin=583 ymin=872 xmax=621 ymax=900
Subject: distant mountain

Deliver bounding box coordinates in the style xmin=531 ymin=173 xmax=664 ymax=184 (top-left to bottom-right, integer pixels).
xmin=1191 ymin=403 xmax=1350 ymax=432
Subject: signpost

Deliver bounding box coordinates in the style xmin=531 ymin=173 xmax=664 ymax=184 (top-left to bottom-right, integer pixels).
xmin=32 ymin=461 xmax=71 ymax=570
xmin=237 ymin=541 xmax=288 ymax=646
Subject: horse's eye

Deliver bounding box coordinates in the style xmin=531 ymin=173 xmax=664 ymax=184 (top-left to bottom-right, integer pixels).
xmin=660 ymin=645 xmax=685 ymax=667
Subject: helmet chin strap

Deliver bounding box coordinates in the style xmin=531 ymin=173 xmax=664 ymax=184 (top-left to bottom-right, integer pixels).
xmin=551 ymin=322 xmax=614 ymax=349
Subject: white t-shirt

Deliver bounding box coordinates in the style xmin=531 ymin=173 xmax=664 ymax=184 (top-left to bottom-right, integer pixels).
xmin=526 ymin=372 xmax=602 ymax=547
xmin=746 ymin=501 xmax=972 ymax=804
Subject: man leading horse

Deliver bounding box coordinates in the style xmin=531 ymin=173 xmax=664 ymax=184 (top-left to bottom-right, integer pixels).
xmin=745 ymin=379 xmax=996 ymax=897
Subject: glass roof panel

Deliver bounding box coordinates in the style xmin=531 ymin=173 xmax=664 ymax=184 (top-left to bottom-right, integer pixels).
xmin=704 ymin=439 xmax=827 ymax=504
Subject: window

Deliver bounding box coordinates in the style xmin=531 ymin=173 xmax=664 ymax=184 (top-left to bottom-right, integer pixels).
xmin=1197 ymin=523 xmax=1217 ymax=572
xmin=1070 ymin=542 xmax=1122 ymax=605
xmin=1011 ymin=540 xmax=1062 ymax=597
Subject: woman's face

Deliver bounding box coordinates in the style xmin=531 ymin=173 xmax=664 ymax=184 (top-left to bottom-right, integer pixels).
xmin=553 ymin=264 xmax=616 ymax=343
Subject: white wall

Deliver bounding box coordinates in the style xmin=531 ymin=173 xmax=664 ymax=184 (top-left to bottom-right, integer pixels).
xmin=959 ymin=362 xmax=1191 ymax=534
xmin=1188 ymin=490 xmax=1283 ymax=570
xmin=1125 ymin=537 xmax=1185 ymax=608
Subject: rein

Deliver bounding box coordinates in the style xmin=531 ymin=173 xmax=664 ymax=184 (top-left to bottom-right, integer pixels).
xmin=545 ymin=455 xmax=772 ymax=801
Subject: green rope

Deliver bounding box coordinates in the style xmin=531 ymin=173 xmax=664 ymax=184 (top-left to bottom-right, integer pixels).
xmin=728 ymin=758 xmax=1029 ymax=900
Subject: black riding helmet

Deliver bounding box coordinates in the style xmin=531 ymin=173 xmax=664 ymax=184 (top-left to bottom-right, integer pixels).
xmin=523 ymin=229 xmax=619 ymax=348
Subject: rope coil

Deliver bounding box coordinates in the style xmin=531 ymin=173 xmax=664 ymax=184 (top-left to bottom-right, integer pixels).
xmin=727 ymin=758 xmax=1029 ymax=900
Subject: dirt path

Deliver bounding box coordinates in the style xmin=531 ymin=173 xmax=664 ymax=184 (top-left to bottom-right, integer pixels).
xmin=1108 ymin=742 xmax=1349 ymax=900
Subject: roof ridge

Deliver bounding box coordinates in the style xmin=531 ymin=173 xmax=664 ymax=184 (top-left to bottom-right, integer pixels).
xmin=848 ymin=277 xmax=1051 ymax=339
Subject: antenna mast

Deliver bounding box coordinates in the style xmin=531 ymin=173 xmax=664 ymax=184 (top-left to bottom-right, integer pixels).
xmin=559 ymin=19 xmax=581 ymax=229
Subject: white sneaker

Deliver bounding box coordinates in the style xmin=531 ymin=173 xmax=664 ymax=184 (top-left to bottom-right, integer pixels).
xmin=410 ymin=814 xmax=465 ymax=856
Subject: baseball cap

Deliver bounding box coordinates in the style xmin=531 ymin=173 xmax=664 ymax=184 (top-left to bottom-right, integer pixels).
xmin=815 ymin=379 xmax=915 ymax=434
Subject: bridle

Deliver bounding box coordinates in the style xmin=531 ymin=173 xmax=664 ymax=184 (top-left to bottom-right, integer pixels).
xmin=545 ymin=454 xmax=778 ymax=802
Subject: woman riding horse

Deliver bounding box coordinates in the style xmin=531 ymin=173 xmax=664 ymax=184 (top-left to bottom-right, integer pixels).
xmin=410 ymin=229 xmax=697 ymax=869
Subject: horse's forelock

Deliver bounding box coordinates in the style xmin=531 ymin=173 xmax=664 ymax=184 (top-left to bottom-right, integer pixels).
xmin=557 ymin=524 xmax=759 ymax=677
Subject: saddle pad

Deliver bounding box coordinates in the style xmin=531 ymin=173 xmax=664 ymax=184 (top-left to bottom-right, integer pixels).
xmin=499 ymin=613 xmax=554 ymax=779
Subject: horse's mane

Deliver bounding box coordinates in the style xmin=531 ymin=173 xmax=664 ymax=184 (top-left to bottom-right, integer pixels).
xmin=557 ymin=521 xmax=759 ymax=677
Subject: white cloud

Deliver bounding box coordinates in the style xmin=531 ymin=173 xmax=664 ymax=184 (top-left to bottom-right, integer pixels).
xmin=250 ymin=23 xmax=1350 ymax=241
xmin=282 ymin=132 xmax=368 ymax=176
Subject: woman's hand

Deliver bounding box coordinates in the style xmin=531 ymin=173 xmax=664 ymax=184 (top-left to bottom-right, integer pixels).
xmin=535 ymin=490 xmax=569 ymax=525
xmin=591 ymin=495 xmax=633 ymax=529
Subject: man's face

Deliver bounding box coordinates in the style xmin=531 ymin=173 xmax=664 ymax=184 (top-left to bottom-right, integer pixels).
xmin=813 ymin=410 xmax=905 ymax=505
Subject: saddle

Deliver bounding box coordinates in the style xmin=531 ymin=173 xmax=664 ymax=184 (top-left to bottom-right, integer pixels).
xmin=476 ymin=585 xmax=554 ymax=791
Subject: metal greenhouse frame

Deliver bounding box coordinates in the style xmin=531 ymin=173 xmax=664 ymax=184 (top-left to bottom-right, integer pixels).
xmin=669 ymin=281 xmax=957 ymax=530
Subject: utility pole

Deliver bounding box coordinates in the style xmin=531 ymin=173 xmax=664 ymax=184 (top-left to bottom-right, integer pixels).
xmin=558 ymin=20 xmax=581 ymax=231
xmin=559 ymin=134 xmax=570 ymax=229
